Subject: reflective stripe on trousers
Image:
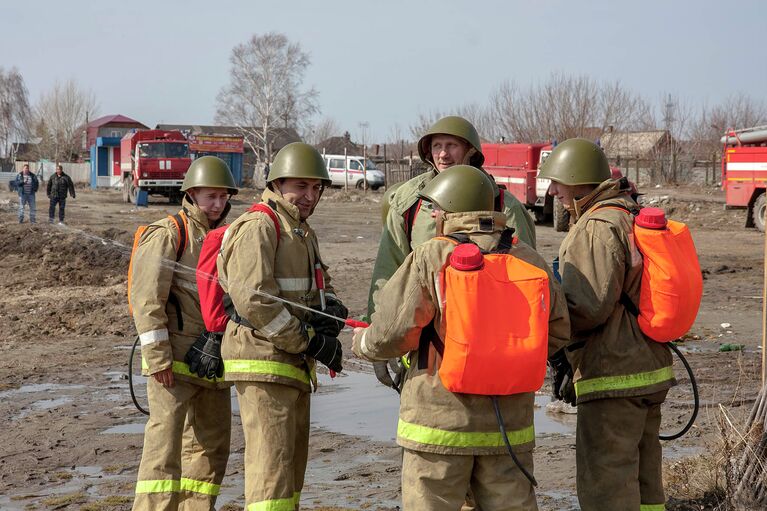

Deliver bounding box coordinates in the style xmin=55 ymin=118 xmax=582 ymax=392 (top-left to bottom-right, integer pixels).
xmin=574 ymin=366 xmax=674 ymax=398
xmin=247 ymin=491 xmax=301 ymax=511
xmin=397 ymin=419 xmax=535 ymax=449
xmin=141 ymin=358 xmax=220 ymax=384
xmin=640 ymin=504 xmax=666 ymax=510
xmin=224 ymin=359 xmax=311 ymax=385
xmin=135 ymin=477 xmax=221 ymax=496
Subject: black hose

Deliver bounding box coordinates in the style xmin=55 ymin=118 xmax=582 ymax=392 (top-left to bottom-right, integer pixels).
xmin=491 ymin=396 xmax=538 ymax=487
xmin=659 ymin=342 xmax=698 ymax=441
xmin=128 ymin=335 xmax=150 ymax=416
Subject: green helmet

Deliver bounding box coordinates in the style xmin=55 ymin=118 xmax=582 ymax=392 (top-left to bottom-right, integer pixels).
xmin=417 ymin=116 xmax=485 ymax=168
xmin=267 ymin=142 xmax=331 ymax=185
xmin=418 ymin=165 xmax=495 ymax=213
xmin=537 ymin=138 xmax=611 ymax=186
xmin=380 ymin=181 xmax=403 ymax=223
xmin=181 ymin=156 xmax=238 ymax=194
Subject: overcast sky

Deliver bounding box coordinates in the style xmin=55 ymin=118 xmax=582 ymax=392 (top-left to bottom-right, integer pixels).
xmin=3 ymin=0 xmax=765 ymax=142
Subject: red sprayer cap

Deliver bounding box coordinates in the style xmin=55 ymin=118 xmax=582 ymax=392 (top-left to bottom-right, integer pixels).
xmin=450 ymin=243 xmax=484 ymax=271
xmin=635 ymin=208 xmax=667 ymax=229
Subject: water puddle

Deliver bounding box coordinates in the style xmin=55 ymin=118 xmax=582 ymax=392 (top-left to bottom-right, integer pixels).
xmin=101 ymin=422 xmax=146 ymax=435
xmin=0 ymin=382 xmax=85 ymax=398
xmin=306 ymin=371 xmax=576 ymax=443
xmin=31 ymin=396 xmax=72 ymax=410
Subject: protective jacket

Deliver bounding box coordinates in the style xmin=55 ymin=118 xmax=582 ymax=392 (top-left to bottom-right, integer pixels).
xmin=356 ymin=211 xmax=570 ymax=456
xmin=47 ymin=172 xmax=76 ymax=199
xmin=367 ymin=170 xmax=535 ymax=316
xmin=218 ymin=187 xmax=334 ymax=393
xmin=129 ymin=196 xmax=230 ymax=389
xmin=559 ymin=179 xmax=676 ymax=404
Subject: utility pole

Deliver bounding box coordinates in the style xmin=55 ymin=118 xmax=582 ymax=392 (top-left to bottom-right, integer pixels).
xmin=663 ymin=94 xmax=676 ymax=183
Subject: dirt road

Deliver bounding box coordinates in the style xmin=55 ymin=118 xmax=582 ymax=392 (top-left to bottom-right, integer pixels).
xmin=0 ymin=184 xmax=763 ymax=510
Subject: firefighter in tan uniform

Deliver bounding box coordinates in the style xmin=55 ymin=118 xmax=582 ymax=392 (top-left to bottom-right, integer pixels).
xmin=368 ymin=116 xmax=535 ymax=391
xmin=130 ymin=156 xmax=238 ymax=511
xmin=218 ymin=143 xmax=347 ymax=511
xmin=353 ymin=165 xmax=570 ymax=511
xmin=539 ymin=138 xmax=676 ymax=511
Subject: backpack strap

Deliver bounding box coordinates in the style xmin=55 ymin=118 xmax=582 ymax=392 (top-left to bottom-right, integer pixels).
xmin=168 ymin=212 xmax=188 ymax=262
xmin=403 ymin=199 xmax=423 ymax=247
xmin=492 ymin=228 xmax=516 ymax=253
xmin=248 ymin=202 xmax=281 ymax=247
xmin=495 ymin=184 xmax=506 ymax=212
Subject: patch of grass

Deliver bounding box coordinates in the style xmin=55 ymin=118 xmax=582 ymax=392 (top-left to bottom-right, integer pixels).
xmin=40 ymin=491 xmax=87 ymax=508
xmin=51 ymin=472 xmax=73 ymax=481
xmin=80 ymin=495 xmax=132 ymax=511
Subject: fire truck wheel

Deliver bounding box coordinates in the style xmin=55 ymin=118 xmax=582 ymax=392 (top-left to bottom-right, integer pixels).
xmin=128 ymin=181 xmax=138 ymax=205
xmin=122 ymin=178 xmax=130 ymax=203
xmin=753 ymin=193 xmax=766 ymax=233
xmin=553 ymin=197 xmax=570 ymax=232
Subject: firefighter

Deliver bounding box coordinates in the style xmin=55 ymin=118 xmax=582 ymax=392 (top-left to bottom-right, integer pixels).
xmin=353 ymin=165 xmax=570 ymax=511
xmin=368 ymin=115 xmax=536 ymax=390
xmin=218 ymin=142 xmax=347 ymax=511
xmin=538 ymin=138 xmax=676 ymax=511
xmin=130 ymin=156 xmax=238 ymax=511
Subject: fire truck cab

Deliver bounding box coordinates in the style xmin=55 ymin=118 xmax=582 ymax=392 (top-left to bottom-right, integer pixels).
xmin=721 ymin=126 xmax=767 ymax=232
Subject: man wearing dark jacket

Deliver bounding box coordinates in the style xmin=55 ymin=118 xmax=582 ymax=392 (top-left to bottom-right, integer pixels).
xmin=15 ymin=164 xmax=39 ymax=223
xmin=47 ymin=164 xmax=76 ymax=224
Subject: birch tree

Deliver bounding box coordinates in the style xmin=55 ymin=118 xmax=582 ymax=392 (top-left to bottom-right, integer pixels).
xmin=0 ymin=67 xmax=31 ymax=158
xmin=215 ymin=32 xmax=319 ymax=163
xmin=35 ymin=79 xmax=97 ymax=162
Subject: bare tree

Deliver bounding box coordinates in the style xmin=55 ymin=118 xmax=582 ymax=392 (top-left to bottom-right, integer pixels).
xmin=34 ymin=79 xmax=97 ymax=162
xmin=305 ymin=117 xmax=340 ymax=146
xmin=408 ymin=103 xmax=494 ymax=142
xmin=687 ymin=93 xmax=767 ymax=158
xmin=488 ymin=73 xmax=650 ymax=145
xmin=0 ymin=67 xmax=31 ymax=158
xmin=215 ymin=32 xmax=319 ymax=163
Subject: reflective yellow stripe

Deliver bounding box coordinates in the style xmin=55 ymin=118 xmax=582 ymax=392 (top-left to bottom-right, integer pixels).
xmin=180 ymin=477 xmax=220 ymax=496
xmin=401 ymin=354 xmax=411 ymax=369
xmin=247 ymin=491 xmax=300 ymax=511
xmin=397 ymin=419 xmax=534 ymax=449
xmin=640 ymin=504 xmax=666 ymax=511
xmin=224 ymin=360 xmax=310 ymax=385
xmin=136 ymin=479 xmax=180 ymax=494
xmin=575 ymin=366 xmax=674 ymax=398
xmin=141 ymin=358 xmax=217 ymax=383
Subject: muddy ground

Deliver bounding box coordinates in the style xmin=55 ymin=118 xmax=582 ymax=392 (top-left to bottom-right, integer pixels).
xmin=0 ymin=182 xmax=763 ymax=510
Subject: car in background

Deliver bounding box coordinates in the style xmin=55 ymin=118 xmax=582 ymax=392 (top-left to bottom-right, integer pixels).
xmin=323 ymin=154 xmax=385 ymax=190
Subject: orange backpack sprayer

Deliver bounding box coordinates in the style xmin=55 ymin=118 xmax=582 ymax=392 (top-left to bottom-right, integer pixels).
xmin=428 ymin=229 xmax=549 ymax=486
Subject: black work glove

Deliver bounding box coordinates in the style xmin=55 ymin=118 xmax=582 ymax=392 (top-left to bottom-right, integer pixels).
xmin=310 ymin=296 xmax=348 ymax=337
xmin=184 ymin=331 xmax=224 ymax=379
xmin=303 ymin=324 xmax=343 ymax=373
xmin=549 ymin=349 xmax=576 ymax=405
xmin=373 ymin=358 xmax=406 ymax=393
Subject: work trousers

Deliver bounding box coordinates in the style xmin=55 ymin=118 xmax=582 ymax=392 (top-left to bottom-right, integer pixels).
xmin=402 ymin=449 xmax=538 ymax=511
xmin=132 ymin=378 xmax=231 ymax=511
xmin=18 ymin=193 xmax=35 ymax=223
xmin=235 ymin=381 xmax=310 ymax=511
xmin=576 ymin=390 xmax=668 ymax=511
xmin=49 ymin=196 xmax=67 ymax=222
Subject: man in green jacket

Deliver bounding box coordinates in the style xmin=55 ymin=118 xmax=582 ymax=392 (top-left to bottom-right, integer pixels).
xmin=539 ymin=138 xmax=676 ymax=511
xmin=368 ymin=115 xmax=536 ymax=389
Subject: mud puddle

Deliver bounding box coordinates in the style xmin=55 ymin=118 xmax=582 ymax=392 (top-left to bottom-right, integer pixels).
xmin=308 ymin=371 xmax=577 ymax=442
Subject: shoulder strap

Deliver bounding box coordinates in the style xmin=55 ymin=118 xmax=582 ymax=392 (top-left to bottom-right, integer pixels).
xmin=493 ymin=228 xmax=516 ymax=252
xmin=403 ymin=199 xmax=422 ymax=247
xmin=168 ymin=212 xmax=188 ymax=262
xmin=248 ymin=202 xmax=281 ymax=247
xmin=495 ymin=185 xmax=506 ymax=212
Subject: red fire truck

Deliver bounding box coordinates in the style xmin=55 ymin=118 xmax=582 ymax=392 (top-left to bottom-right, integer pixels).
xmin=120 ymin=130 xmax=192 ymax=204
xmin=482 ymin=141 xmax=631 ymax=231
xmin=721 ymin=126 xmax=767 ymax=232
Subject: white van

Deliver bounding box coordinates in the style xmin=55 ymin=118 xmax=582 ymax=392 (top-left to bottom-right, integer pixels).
xmin=323 ymin=155 xmax=385 ymax=190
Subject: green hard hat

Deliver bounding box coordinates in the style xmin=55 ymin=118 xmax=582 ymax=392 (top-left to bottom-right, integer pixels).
xmin=380 ymin=181 xmax=404 ymax=223
xmin=267 ymin=142 xmax=331 ymax=185
xmin=537 ymin=138 xmax=611 ymax=186
xmin=418 ymin=165 xmax=495 ymax=213
xmin=417 ymin=116 xmax=485 ymax=168
xmin=181 ymin=156 xmax=238 ymax=194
